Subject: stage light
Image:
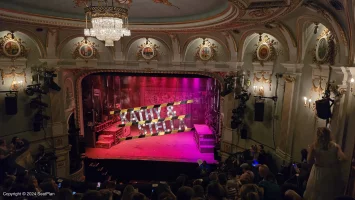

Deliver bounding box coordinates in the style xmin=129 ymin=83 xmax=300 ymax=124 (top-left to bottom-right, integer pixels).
xmin=44 ymin=71 xmax=61 ymax=91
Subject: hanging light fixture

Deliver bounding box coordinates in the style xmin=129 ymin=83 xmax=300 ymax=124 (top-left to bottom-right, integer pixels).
xmin=84 ymin=0 xmax=131 ymax=46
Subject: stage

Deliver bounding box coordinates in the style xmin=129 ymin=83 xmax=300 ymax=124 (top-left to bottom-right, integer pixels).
xmin=86 ymin=131 xmax=216 ymax=164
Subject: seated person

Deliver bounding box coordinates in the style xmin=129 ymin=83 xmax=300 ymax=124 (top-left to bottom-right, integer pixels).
xmin=240 ymin=163 xmax=255 ymax=182
xmin=239 ymin=184 xmax=263 ymax=200
xmin=10 ymin=137 xmax=25 ymax=152
xmin=258 ymin=173 xmax=282 ymax=200
xmin=198 ymin=160 xmax=210 ymax=177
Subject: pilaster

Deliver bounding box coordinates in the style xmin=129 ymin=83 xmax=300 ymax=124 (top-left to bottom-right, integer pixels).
xmin=276 ymin=63 xmax=304 ymax=164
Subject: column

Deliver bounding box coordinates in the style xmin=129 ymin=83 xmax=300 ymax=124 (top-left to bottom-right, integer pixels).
xmin=276 ymin=63 xmax=304 ymax=163
xmin=170 ymin=34 xmax=181 ymax=67
xmin=45 ymin=29 xmax=71 ymax=178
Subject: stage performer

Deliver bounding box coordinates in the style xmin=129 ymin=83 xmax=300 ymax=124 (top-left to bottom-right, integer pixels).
xmin=303 ymin=127 xmax=346 ymax=200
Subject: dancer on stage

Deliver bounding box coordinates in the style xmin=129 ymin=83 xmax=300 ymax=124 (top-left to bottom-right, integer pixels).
xmin=303 ymin=127 xmax=346 ymax=200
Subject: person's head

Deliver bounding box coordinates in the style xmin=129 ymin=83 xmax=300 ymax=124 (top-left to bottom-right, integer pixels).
xmin=122 ymin=185 xmax=135 ymax=200
xmin=177 ymin=186 xmax=194 ymax=200
xmin=284 ymin=190 xmax=303 ymax=200
xmin=131 ymin=192 xmax=146 ymax=200
xmin=240 ymin=173 xmax=253 ymax=185
xmin=11 ymin=137 xmax=20 ymax=145
xmin=83 ymin=190 xmax=102 ymax=200
xmin=209 ymin=172 xmax=218 ymax=182
xmin=316 ymin=127 xmax=332 ymax=150
xmin=258 ymin=165 xmax=269 ymax=178
xmin=158 ymin=192 xmax=175 ymax=200
xmin=206 ymin=182 xmax=225 ymax=199
xmin=58 ymin=188 xmax=73 ymax=200
xmin=0 ymin=139 xmax=6 ymax=146
xmin=193 ymin=185 xmax=204 ymax=198
xmin=193 ymin=179 xmax=202 ymax=186
xmin=241 ymin=163 xmax=251 ymax=173
xmin=218 ymin=173 xmax=228 ymax=185
xmin=203 ymin=161 xmax=207 ymax=165
xmin=176 ymin=175 xmax=187 ymax=187
xmin=240 ymin=184 xmax=262 ymax=200
xmin=100 ymin=189 xmax=113 ymax=200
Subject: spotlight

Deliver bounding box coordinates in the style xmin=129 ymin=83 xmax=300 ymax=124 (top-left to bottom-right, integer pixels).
xmin=44 ymin=71 xmax=61 ymax=91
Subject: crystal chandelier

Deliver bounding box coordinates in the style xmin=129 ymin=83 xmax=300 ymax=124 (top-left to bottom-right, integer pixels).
xmin=84 ymin=0 xmax=131 ymax=46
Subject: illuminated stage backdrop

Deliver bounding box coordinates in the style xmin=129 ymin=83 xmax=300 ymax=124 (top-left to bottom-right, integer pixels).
xmin=81 ymin=73 xmax=221 ymax=138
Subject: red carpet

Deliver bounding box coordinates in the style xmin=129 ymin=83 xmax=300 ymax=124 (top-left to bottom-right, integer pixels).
xmin=86 ymin=131 xmax=216 ymax=163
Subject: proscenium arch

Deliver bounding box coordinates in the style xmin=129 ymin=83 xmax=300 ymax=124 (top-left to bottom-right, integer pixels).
xmin=0 ymin=28 xmax=46 ymax=59
xmin=296 ymin=15 xmax=348 ymax=63
xmin=73 ymin=69 xmax=226 ymax=137
xmin=182 ymin=34 xmax=231 ymax=62
xmin=237 ymin=29 xmax=290 ymax=62
xmin=124 ymin=35 xmax=173 ymax=61
xmin=56 ymin=34 xmax=114 ymax=58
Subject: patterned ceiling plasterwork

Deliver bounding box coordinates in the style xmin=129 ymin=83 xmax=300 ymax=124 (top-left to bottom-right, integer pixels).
xmin=0 ymin=0 xmax=302 ymax=32
xmin=73 ymin=0 xmax=179 ymax=8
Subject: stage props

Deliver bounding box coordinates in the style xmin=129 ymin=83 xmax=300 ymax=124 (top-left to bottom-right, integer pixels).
xmin=111 ymin=100 xmax=194 ymax=137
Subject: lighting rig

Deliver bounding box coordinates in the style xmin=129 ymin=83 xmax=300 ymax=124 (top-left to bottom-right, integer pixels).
xmin=25 ymin=84 xmax=50 ymax=132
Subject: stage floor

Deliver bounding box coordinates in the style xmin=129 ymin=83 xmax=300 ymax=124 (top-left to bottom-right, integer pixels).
xmin=86 ymin=131 xmax=216 ymax=164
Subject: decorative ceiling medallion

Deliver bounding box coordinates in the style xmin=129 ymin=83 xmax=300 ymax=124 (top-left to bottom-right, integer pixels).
xmin=312 ymin=29 xmax=336 ymax=65
xmin=137 ymin=38 xmax=160 ymax=62
xmin=73 ymin=38 xmax=99 ymax=60
xmin=195 ymin=39 xmax=218 ymax=64
xmin=0 ymin=32 xmax=29 ymax=60
xmin=253 ymin=35 xmax=279 ymax=65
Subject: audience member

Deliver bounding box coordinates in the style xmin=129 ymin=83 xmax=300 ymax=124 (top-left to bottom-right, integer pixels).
xmin=206 ymin=182 xmax=226 ymax=200
xmin=100 ymin=189 xmax=114 ymax=200
xmin=240 ymin=163 xmax=255 ymax=182
xmin=258 ymin=173 xmax=281 ymax=200
xmin=303 ymin=127 xmax=346 ymax=200
xmin=58 ymin=188 xmax=73 ymax=200
xmin=219 ymin=173 xmax=237 ymax=200
xmin=199 ymin=161 xmax=211 ymax=177
xmin=176 ymin=186 xmax=194 ymax=200
xmin=122 ymin=185 xmax=135 ymax=200
xmin=334 ymin=196 xmax=355 ymax=200
xmin=27 ymin=175 xmax=41 ymax=192
xmin=209 ymin=172 xmax=218 ymax=184
xmin=192 ymin=185 xmax=205 ymax=199
xmin=131 ymin=192 xmax=147 ymax=200
xmin=105 ymin=180 xmax=121 ymax=199
xmin=284 ymin=189 xmax=303 ymax=200
xmin=239 ymin=184 xmax=262 ymax=200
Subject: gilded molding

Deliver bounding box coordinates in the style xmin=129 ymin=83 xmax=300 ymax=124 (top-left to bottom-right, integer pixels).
xmin=283 ymin=75 xmax=296 ymax=83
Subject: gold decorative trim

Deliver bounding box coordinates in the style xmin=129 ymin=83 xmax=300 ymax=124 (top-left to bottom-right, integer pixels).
xmin=253 ymin=35 xmax=280 ymax=65
xmin=283 ymin=75 xmax=296 ymax=83
xmin=195 ymin=38 xmax=218 ymax=64
xmin=72 ymin=38 xmax=99 ymax=61
xmin=136 ymin=38 xmax=160 ymax=63
xmin=312 ymin=29 xmax=337 ymax=65
xmin=0 ymin=32 xmax=29 ymax=60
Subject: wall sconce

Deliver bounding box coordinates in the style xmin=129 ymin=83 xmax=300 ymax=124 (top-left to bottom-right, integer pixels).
xmin=351 ymin=78 xmax=354 ymax=95
xmin=253 ymin=85 xmax=264 ymax=96
xmin=11 ymin=79 xmax=24 ymax=91
xmin=303 ymin=96 xmax=315 ymax=110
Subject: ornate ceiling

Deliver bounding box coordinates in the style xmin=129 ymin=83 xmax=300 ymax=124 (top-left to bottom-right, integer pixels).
xmin=0 ymin=0 xmax=303 ymax=32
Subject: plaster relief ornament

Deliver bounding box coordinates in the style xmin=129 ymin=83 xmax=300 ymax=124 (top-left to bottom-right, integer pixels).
xmin=73 ymin=0 xmax=178 ymax=8
xmin=312 ymin=29 xmax=337 ymax=65
xmin=0 ymin=32 xmax=29 ymax=60
xmin=195 ymin=38 xmax=218 ymax=64
xmin=252 ymin=34 xmax=280 ymax=66
xmin=137 ymin=38 xmax=160 ymax=63
xmin=72 ymin=38 xmax=99 ymax=60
